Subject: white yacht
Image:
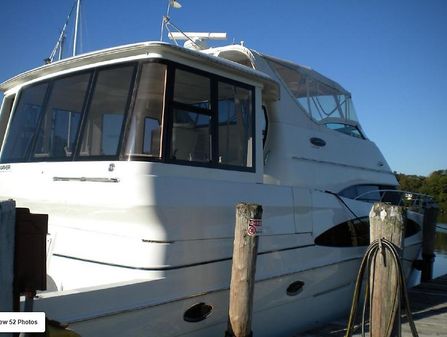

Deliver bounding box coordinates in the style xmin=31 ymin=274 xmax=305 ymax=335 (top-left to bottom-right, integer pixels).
xmin=0 ymin=36 xmax=427 ymax=336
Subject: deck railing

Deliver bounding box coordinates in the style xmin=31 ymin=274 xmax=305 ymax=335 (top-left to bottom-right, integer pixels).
xmin=354 ymin=189 xmax=436 ymax=213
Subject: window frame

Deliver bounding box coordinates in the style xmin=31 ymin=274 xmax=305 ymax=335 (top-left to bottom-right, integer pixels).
xmin=0 ymin=94 xmax=17 ymax=151
xmin=120 ymin=61 xmax=166 ymax=162
xmin=1 ymin=58 xmax=257 ymax=173
xmin=75 ymin=62 xmax=138 ymax=161
xmin=162 ymin=61 xmax=256 ymax=172
xmin=30 ymin=70 xmax=93 ymax=161
xmin=1 ymin=81 xmax=51 ymax=163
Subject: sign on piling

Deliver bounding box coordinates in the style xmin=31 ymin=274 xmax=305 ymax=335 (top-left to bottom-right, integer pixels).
xmin=225 ymin=203 xmax=262 ymax=337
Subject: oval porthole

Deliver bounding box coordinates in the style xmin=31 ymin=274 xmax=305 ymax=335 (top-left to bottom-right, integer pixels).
xmin=286 ymin=281 xmax=305 ymax=296
xmin=183 ymin=302 xmax=213 ymax=323
xmin=310 ymin=137 xmax=326 ymax=147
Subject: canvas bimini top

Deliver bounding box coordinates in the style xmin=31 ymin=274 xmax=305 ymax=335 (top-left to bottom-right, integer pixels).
xmin=204 ymin=43 xmax=364 ymax=139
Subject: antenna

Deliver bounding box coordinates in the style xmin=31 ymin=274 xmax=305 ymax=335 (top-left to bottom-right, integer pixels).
xmin=45 ymin=0 xmax=77 ymax=63
xmin=73 ymin=0 xmax=81 ymax=56
xmin=159 ymin=1 xmax=227 ymax=50
xmin=160 ymin=0 xmax=182 ymax=41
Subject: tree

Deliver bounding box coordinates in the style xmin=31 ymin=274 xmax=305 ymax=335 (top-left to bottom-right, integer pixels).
xmin=396 ymin=170 xmax=447 ymax=219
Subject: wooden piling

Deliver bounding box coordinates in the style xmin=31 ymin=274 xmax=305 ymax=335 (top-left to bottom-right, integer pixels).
xmin=421 ymin=206 xmax=439 ymax=282
xmin=0 ymin=200 xmax=16 ymax=313
xmin=369 ymin=203 xmax=406 ymax=337
xmin=225 ymin=203 xmax=263 ymax=337
xmin=0 ymin=200 xmax=16 ymax=337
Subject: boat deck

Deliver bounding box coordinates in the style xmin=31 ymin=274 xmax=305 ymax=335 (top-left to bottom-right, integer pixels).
xmin=300 ymin=274 xmax=447 ymax=337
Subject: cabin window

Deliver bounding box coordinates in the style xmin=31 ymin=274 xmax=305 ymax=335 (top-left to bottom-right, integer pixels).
xmin=325 ymin=123 xmax=363 ymax=139
xmin=339 ymin=184 xmax=400 ymax=204
xmin=1 ymin=83 xmax=48 ymax=162
xmin=166 ymin=65 xmax=255 ymax=170
xmin=260 ymin=106 xmax=268 ymax=147
xmin=0 ymin=59 xmax=255 ymax=170
xmin=170 ymin=109 xmax=211 ymax=162
xmin=125 ymin=62 xmax=167 ymax=158
xmin=218 ymin=82 xmax=253 ymax=167
xmin=315 ymin=217 xmax=420 ymax=247
xmin=174 ymin=70 xmax=210 ymax=108
xmin=0 ymin=94 xmax=16 ymax=150
xmin=32 ymin=72 xmax=90 ymax=159
xmin=170 ymin=69 xmax=212 ymax=163
xmin=79 ymin=65 xmax=135 ymax=157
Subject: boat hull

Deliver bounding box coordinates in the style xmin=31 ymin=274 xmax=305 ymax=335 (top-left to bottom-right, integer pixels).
xmin=32 ymin=241 xmax=421 ymax=337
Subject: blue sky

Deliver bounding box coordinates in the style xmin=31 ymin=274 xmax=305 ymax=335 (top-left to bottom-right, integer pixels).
xmin=0 ymin=0 xmax=446 ymax=176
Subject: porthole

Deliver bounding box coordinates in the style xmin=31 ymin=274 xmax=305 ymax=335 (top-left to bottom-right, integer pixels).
xmin=183 ymin=302 xmax=213 ymax=323
xmin=310 ymin=137 xmax=326 ymax=147
xmin=286 ymin=281 xmax=305 ymax=296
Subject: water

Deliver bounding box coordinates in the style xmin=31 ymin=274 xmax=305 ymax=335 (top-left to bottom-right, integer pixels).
xmin=433 ymin=222 xmax=447 ymax=278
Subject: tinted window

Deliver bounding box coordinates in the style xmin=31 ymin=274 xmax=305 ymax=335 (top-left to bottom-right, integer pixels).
xmin=315 ymin=217 xmax=420 ymax=247
xmin=339 ymin=185 xmax=400 ymax=204
xmin=0 ymin=60 xmax=255 ymax=171
xmin=168 ymin=67 xmax=255 ymax=170
xmin=0 ymin=95 xmax=16 ymax=150
xmin=33 ymin=72 xmax=90 ymax=159
xmin=170 ymin=109 xmax=211 ymax=162
xmin=325 ymin=123 xmax=364 ymax=139
xmin=218 ymin=82 xmax=253 ymax=167
xmin=169 ymin=69 xmax=212 ymax=164
xmin=1 ymin=83 xmax=48 ymax=162
xmin=79 ymin=65 xmax=135 ymax=157
xmin=174 ymin=69 xmax=210 ymax=108
xmin=125 ymin=63 xmax=166 ymax=158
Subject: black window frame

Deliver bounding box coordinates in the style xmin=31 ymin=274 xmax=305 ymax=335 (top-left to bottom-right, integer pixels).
xmin=30 ymin=70 xmax=93 ymax=162
xmin=0 ymin=94 xmax=17 ymax=151
xmin=0 ymin=81 xmax=51 ymax=163
xmin=74 ymin=62 xmax=138 ymax=161
xmin=1 ymin=58 xmax=257 ymax=174
xmin=162 ymin=61 xmax=256 ymax=172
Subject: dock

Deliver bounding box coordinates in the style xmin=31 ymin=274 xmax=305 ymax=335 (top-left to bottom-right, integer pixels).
xmin=300 ymin=274 xmax=447 ymax=337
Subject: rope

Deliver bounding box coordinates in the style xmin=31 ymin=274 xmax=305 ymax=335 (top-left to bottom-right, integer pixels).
xmin=344 ymin=238 xmax=419 ymax=337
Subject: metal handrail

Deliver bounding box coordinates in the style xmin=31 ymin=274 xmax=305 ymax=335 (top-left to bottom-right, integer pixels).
xmin=354 ymin=189 xmax=436 ymax=213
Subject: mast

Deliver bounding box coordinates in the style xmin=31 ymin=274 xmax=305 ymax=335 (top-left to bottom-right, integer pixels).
xmin=73 ymin=0 xmax=81 ymax=56
xmin=58 ymin=34 xmax=66 ymax=60
xmin=46 ymin=0 xmax=76 ymax=63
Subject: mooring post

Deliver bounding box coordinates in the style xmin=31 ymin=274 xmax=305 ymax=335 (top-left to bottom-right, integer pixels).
xmin=0 ymin=200 xmax=16 ymax=311
xmin=0 ymin=200 xmax=16 ymax=337
xmin=369 ymin=202 xmax=405 ymax=337
xmin=421 ymin=206 xmax=439 ymax=282
xmin=225 ymin=203 xmax=263 ymax=337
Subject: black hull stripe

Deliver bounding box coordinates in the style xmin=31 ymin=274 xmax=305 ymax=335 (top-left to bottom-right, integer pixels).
xmin=52 ymin=244 xmax=316 ymax=271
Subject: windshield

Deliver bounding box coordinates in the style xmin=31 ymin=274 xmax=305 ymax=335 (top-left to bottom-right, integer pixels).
xmin=0 ymin=64 xmax=136 ymax=163
xmin=0 ymin=59 xmax=256 ymax=171
xmin=265 ymin=56 xmax=364 ymax=138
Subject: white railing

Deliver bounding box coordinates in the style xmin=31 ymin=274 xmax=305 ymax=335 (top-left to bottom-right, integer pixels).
xmin=354 ymin=189 xmax=436 ymax=213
